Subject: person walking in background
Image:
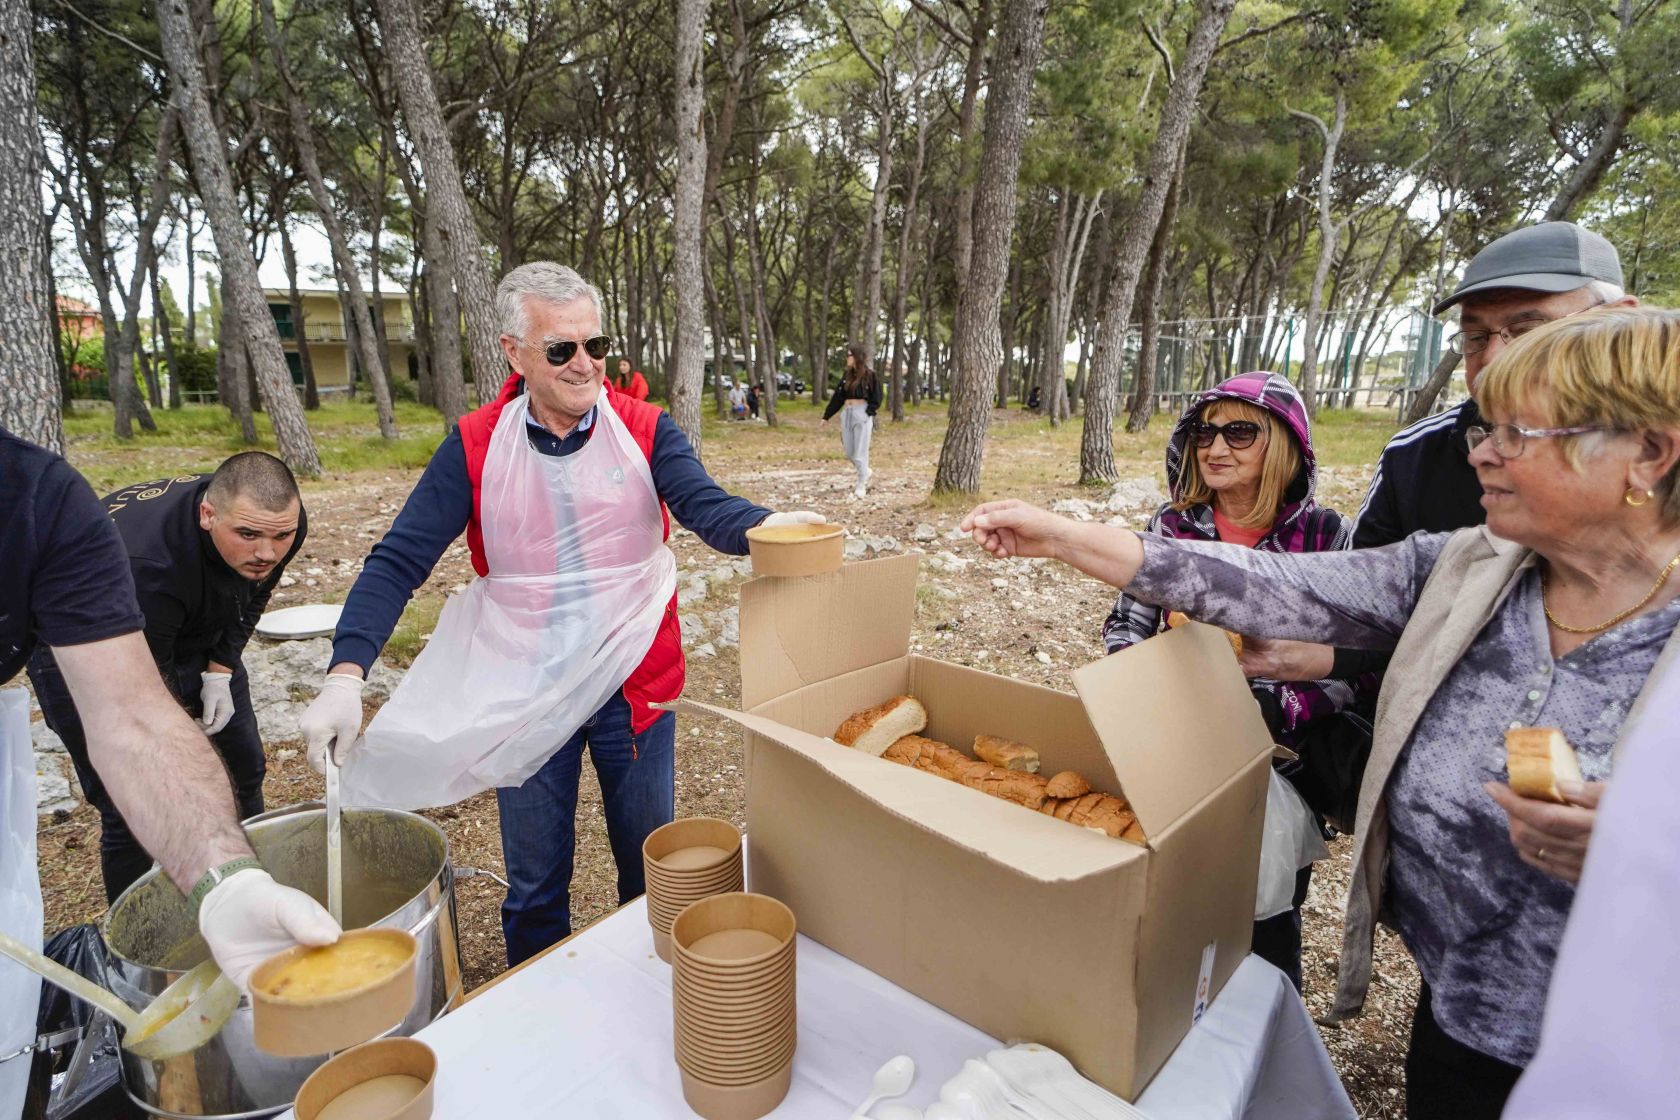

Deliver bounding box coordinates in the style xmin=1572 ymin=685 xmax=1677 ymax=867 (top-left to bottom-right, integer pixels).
xmin=614 ymin=357 xmax=650 ymax=401
xmin=1100 ymin=371 xmax=1369 ymax=992
xmin=822 ymin=343 xmax=880 ymax=498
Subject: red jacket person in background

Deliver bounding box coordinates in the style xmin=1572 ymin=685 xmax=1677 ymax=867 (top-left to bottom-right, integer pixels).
xmin=614 ymin=357 xmax=650 ymax=401
xmin=300 ymin=262 xmax=824 ymax=964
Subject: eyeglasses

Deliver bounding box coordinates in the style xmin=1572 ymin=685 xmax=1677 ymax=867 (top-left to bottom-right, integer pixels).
xmin=1188 ymin=420 xmax=1263 ymax=450
xmin=509 ymin=334 xmax=613 ymax=365
xmin=1465 ymin=423 xmax=1612 ymax=458
xmin=1448 ymin=297 xmax=1608 ymax=356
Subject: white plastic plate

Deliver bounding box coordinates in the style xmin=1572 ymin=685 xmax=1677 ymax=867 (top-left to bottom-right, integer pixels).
xmin=255 ymin=603 xmax=343 ymax=640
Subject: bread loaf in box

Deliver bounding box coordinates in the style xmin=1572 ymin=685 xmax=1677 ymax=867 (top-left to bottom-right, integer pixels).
xmin=835 ymin=699 xmax=1141 ymax=843
xmin=1166 ymin=610 xmax=1243 ymax=656
xmin=973 ymin=735 xmax=1040 ymax=773
xmin=834 ymin=695 xmax=927 ymax=757
xmin=1505 ymin=727 xmax=1583 ymax=804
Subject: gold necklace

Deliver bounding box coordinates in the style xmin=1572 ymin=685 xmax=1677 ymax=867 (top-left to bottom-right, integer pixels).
xmin=1543 ymin=550 xmax=1680 ymax=634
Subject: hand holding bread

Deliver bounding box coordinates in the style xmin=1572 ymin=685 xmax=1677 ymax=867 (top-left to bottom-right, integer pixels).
xmin=1165 ymin=611 xmax=1243 ymax=656
xmin=1487 ymin=727 xmax=1602 ymax=885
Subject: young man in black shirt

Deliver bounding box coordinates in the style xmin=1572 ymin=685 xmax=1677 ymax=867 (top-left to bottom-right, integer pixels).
xmin=28 ymin=452 xmax=307 ymax=900
xmin=0 ymin=427 xmax=336 ymax=992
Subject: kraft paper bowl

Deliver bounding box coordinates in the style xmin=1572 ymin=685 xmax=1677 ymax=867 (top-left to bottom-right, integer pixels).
xmin=250 ymin=929 xmax=418 ymax=1057
xmin=293 ymin=1037 xmax=436 ymax=1120
xmin=671 ymin=894 xmax=795 ymax=966
xmin=680 ymin=1060 xmax=795 ymax=1117
xmin=744 ymin=522 xmax=844 ymax=578
xmin=644 ymin=818 xmax=743 ymax=871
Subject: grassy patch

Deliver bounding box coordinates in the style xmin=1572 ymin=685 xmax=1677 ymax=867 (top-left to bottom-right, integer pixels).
xmin=63 ymin=400 xmax=451 ymax=492
xmin=383 ymin=595 xmax=447 ymax=667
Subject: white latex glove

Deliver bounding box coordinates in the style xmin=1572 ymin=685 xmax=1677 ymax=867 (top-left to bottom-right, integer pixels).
xmin=301 ymin=673 xmax=365 ymax=774
xmin=198 ymin=671 xmax=236 ymax=735
xmin=198 ymin=868 xmax=341 ymax=991
xmin=761 ymin=511 xmax=828 ymax=527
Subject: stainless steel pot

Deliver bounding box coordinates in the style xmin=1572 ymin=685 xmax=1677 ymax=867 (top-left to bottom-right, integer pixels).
xmin=101 ymin=805 xmax=464 ymax=1118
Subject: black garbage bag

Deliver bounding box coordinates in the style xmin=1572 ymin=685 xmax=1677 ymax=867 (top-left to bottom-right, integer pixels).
xmin=26 ymin=924 xmax=132 ymax=1120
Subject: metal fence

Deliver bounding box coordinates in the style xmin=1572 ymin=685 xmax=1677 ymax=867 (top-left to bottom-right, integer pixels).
xmin=1124 ymin=307 xmax=1445 ymax=419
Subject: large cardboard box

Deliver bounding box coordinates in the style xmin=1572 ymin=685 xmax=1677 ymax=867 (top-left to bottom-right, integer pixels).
xmin=680 ymin=554 xmax=1272 ymax=1100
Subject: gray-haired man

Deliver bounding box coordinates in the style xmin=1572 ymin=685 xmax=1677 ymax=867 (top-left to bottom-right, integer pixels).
xmin=300 ymin=262 xmax=823 ymax=965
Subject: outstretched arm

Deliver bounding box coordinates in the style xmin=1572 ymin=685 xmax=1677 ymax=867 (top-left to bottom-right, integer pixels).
xmin=54 ymin=631 xmax=252 ymax=890
xmin=964 ymin=499 xmax=1449 ymax=649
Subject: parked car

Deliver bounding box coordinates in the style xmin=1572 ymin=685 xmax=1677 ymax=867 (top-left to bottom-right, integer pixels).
xmin=775 ymin=371 xmax=806 ymax=396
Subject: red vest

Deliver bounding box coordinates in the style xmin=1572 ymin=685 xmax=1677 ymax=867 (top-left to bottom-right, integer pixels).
xmin=456 ymin=373 xmax=683 ymax=735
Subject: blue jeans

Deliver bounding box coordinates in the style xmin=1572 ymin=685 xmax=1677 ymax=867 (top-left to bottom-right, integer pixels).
xmin=494 ymin=692 xmax=675 ymax=966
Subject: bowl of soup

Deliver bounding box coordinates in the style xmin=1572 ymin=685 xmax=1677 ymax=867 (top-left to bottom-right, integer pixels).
xmin=294 ymin=1037 xmax=436 ymax=1120
xmin=251 ymin=929 xmax=418 ymax=1056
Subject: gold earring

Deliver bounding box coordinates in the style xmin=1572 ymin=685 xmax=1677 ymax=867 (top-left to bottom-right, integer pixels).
xmin=1626 ymin=486 xmax=1654 ymax=507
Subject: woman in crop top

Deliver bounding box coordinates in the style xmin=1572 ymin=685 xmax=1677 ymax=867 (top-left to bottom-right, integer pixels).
xmin=822 ymin=343 xmax=881 ymax=498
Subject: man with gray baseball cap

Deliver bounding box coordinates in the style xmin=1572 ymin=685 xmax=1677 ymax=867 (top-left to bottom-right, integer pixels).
xmin=1352 ymin=220 xmax=1636 ymax=549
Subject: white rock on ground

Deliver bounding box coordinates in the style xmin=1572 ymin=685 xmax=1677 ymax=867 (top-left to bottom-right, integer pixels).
xmin=1107 ymin=479 xmax=1165 ymax=512
xmin=912 ymin=523 xmax=938 ymax=542
xmin=242 ymin=637 xmax=399 ymax=745
xmin=1049 ymin=498 xmax=1093 ymax=521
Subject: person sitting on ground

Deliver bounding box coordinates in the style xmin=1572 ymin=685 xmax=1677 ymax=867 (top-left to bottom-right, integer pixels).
xmin=746 ymin=381 xmax=761 ymax=421
xmin=1101 ymin=371 xmax=1370 ymax=994
xmin=614 ymin=357 xmax=650 ymax=401
xmin=729 ymin=382 xmax=747 ymax=419
xmin=28 ymin=453 xmax=306 ymax=902
xmin=964 ymin=306 xmax=1680 ymax=1120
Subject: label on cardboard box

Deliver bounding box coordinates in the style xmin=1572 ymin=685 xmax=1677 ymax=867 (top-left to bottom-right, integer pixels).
xmin=1193 ymin=941 xmax=1216 ymax=1024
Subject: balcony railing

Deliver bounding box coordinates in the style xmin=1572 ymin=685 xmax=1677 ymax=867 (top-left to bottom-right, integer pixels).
xmin=301 ymin=321 xmax=415 ymax=343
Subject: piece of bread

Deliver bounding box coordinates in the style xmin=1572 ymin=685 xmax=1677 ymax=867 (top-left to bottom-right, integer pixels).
xmin=834 ymin=695 xmax=928 ymax=757
xmin=1506 ymin=727 xmax=1583 ymax=804
xmin=1045 ymin=771 xmax=1091 ymax=799
xmin=973 ymin=735 xmax=1041 ymax=773
xmin=1165 ymin=611 xmax=1243 ymax=656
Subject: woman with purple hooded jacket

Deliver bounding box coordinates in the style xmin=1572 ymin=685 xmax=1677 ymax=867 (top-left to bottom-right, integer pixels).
xmin=1101 ymin=372 xmax=1370 ymax=992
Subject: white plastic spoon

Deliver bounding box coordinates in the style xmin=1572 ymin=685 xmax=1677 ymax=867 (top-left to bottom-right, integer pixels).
xmin=851 ymin=1054 xmax=916 ymax=1120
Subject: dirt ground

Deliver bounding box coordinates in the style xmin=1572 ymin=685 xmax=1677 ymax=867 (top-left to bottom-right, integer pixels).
xmin=39 ymin=402 xmax=1417 ymax=1116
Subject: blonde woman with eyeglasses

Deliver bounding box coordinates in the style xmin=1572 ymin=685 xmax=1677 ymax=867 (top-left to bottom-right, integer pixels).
xmin=967 ymin=306 xmax=1680 ymax=1120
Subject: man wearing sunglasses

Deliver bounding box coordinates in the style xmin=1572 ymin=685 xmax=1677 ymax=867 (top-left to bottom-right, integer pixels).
xmin=1240 ymin=222 xmax=1636 ymax=687
xmin=301 ymin=262 xmax=825 ymax=965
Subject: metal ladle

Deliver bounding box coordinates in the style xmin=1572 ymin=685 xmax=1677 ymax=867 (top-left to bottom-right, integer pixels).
xmin=0 ymin=929 xmax=239 ymax=1060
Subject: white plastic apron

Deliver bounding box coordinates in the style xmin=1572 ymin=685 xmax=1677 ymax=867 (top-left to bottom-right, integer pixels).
xmin=0 ymin=688 xmax=42 ymax=1119
xmin=343 ymin=391 xmax=678 ymax=809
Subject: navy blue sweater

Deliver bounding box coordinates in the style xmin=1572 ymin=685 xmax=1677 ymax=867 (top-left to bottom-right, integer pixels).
xmin=332 ymin=407 xmax=770 ymax=672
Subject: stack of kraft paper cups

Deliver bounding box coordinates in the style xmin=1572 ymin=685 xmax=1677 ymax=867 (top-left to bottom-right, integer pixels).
xmin=644 ymin=818 xmax=746 ymax=963
xmin=670 ymin=893 xmax=798 ymax=1120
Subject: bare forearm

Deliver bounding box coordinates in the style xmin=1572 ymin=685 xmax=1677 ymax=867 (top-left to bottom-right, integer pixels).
xmin=54 ymin=634 xmax=254 ymax=892
xmin=1054 ymin=521 xmax=1146 ymax=588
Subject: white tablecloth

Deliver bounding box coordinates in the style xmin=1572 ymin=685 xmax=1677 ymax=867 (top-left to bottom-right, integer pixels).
xmin=283 ymin=897 xmax=1352 ymax=1119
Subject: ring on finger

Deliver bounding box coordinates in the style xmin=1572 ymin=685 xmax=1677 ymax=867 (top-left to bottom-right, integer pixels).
xmin=1536 ymin=846 xmax=1548 ymax=861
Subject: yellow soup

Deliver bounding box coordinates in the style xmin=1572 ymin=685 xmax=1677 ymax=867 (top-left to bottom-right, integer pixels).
xmin=750 ymin=523 xmax=838 ymax=543
xmin=260 ymin=937 xmax=411 ymax=1001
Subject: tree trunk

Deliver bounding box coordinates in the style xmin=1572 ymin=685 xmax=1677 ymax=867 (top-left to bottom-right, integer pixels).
xmin=258 ymin=0 xmax=395 ymax=436
xmin=183 ymin=200 xmax=198 ymax=347
xmin=279 ymin=219 xmax=319 ymax=410
xmin=110 ymin=113 xmax=180 ymax=436
xmin=150 ymin=255 xmax=182 ymax=409
xmin=1289 ymin=91 xmax=1348 ymax=418
xmin=1404 ymin=350 xmax=1462 ymax=424
xmin=374 ymin=0 xmax=503 ymax=407
xmin=422 ymin=205 xmax=470 ymax=431
xmin=158 ymin=0 xmax=320 ymax=472
xmin=1040 ymin=190 xmax=1102 ymax=428
xmin=888 ymin=85 xmax=932 ymax=423
xmin=1125 ymin=157 xmax=1184 ymax=433
xmin=932 ymin=0 xmax=1047 ymax=494
xmin=669 ymin=0 xmax=708 ymax=451
xmin=0 ymin=0 xmax=63 ymax=451
xmin=950 ymin=0 xmax=993 ymax=306
xmin=851 ymin=67 xmax=895 ymax=361
xmin=1079 ymin=0 xmax=1235 ymax=483
xmin=1544 ymin=100 xmax=1637 ymax=222
xmin=219 ymin=302 xmax=258 ymax=443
